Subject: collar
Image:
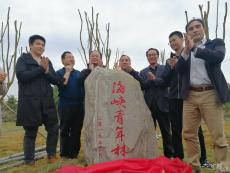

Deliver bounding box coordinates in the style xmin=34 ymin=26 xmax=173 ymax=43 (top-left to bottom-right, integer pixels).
xmin=149 ymin=64 xmax=158 ymax=70
xmin=196 ymin=37 xmax=207 ymax=47
xmin=23 ymin=53 xmax=40 ymax=65
xmin=175 ymin=48 xmax=184 ymax=57
xmin=62 ymin=67 xmax=76 ymax=73
xmin=29 ymin=52 xmax=42 ymax=60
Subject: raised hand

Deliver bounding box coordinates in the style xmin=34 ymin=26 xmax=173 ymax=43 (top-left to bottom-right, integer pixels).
xmin=65 ymin=64 xmax=74 ymax=73
xmin=63 ymin=64 xmax=74 ymax=85
xmin=113 ymin=61 xmax=121 ymax=70
xmin=124 ymin=65 xmax=133 ymax=72
xmin=89 ymin=63 xmax=96 ymax=70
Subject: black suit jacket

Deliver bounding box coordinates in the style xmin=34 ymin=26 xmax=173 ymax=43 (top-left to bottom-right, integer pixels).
xmin=140 ymin=64 xmax=169 ymax=112
xmin=16 ymin=53 xmax=62 ymax=126
xmin=176 ymin=38 xmax=230 ymax=104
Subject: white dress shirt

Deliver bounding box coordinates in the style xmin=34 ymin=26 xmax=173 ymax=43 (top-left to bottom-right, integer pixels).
xmin=181 ymin=38 xmax=211 ymax=86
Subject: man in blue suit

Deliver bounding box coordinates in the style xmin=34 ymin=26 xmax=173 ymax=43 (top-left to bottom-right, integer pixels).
xmin=140 ymin=48 xmax=173 ymax=158
xmin=56 ymin=51 xmax=84 ymax=159
xmin=176 ymin=18 xmax=230 ymax=173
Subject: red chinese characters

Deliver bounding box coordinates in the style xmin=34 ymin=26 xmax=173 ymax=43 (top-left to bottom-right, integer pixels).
xmin=97 ymin=117 xmax=104 ymax=158
xmin=110 ymin=81 xmax=128 ymax=157
xmin=115 ymin=127 xmax=125 ymax=142
xmin=114 ymin=110 xmax=124 ymax=125
xmin=111 ymin=95 xmax=126 ymax=109
xmin=111 ymin=144 xmax=128 ymax=157
xmin=112 ymin=81 xmax=125 ymax=94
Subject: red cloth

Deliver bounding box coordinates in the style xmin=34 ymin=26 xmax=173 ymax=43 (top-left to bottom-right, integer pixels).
xmin=56 ymin=157 xmax=192 ymax=173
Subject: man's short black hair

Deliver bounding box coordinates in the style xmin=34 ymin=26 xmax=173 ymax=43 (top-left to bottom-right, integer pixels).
xmin=185 ymin=18 xmax=204 ymax=32
xmin=61 ymin=51 xmax=72 ymax=60
xmin=146 ymin=48 xmax=159 ymax=57
xmin=119 ymin=54 xmax=131 ymax=61
xmin=89 ymin=50 xmax=102 ymax=59
xmin=169 ymin=31 xmax=183 ymax=39
xmin=29 ymin=35 xmax=46 ymax=45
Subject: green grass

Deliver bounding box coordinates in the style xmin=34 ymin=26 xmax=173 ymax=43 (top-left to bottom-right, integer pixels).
xmin=0 ymin=122 xmax=46 ymax=157
xmin=1 ymin=122 xmax=230 ymax=173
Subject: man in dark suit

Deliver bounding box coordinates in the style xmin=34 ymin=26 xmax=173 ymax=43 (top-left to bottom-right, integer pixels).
xmin=161 ymin=31 xmax=214 ymax=169
xmin=176 ymin=18 xmax=230 ymax=173
xmin=140 ymin=48 xmax=173 ymax=158
xmin=16 ymin=35 xmax=63 ymax=165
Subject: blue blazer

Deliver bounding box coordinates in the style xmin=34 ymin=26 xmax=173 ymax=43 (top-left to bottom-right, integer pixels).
xmin=176 ymin=38 xmax=230 ymax=104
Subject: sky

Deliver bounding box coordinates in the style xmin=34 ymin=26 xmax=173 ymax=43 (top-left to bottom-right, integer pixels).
xmin=0 ymin=0 xmax=230 ymax=97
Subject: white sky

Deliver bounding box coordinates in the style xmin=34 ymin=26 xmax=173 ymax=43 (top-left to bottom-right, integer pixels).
xmin=0 ymin=0 xmax=230 ymax=96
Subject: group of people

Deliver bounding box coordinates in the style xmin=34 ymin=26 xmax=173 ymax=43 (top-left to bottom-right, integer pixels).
xmin=116 ymin=19 xmax=230 ymax=173
xmin=12 ymin=18 xmax=230 ymax=173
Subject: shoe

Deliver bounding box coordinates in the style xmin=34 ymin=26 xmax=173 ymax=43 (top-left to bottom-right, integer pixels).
xmin=25 ymin=160 xmax=35 ymax=165
xmin=61 ymin=156 xmax=70 ymax=160
xmin=192 ymin=170 xmax=201 ymax=173
xmin=47 ymin=155 xmax=58 ymax=163
xmin=69 ymin=154 xmax=79 ymax=159
xmin=201 ymin=159 xmax=215 ymax=169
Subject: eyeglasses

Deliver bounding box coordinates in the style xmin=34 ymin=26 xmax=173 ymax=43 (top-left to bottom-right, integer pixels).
xmin=147 ymin=53 xmax=158 ymax=56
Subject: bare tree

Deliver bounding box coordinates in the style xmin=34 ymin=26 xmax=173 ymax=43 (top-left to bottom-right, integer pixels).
xmin=185 ymin=11 xmax=189 ymax=24
xmin=0 ymin=7 xmax=22 ymax=134
xmin=160 ymin=49 xmax=166 ymax=65
xmin=223 ymin=2 xmax=228 ymax=41
xmin=78 ymin=7 xmax=111 ymax=69
xmin=113 ymin=48 xmax=120 ymax=70
xmin=185 ymin=1 xmax=228 ymax=41
xmin=199 ymin=1 xmax=210 ymax=39
xmin=216 ymin=0 xmax=219 ymax=38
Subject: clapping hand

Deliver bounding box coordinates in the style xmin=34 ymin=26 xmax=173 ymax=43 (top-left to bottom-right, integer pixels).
xmin=0 ymin=72 xmax=6 ymax=83
xmin=167 ymin=57 xmax=178 ymax=69
xmin=40 ymin=57 xmax=49 ymax=73
xmin=147 ymin=72 xmax=156 ymax=81
xmin=183 ymin=33 xmax=195 ymax=55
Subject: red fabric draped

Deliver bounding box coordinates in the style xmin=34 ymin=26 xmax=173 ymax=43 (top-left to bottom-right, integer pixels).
xmin=56 ymin=157 xmax=192 ymax=173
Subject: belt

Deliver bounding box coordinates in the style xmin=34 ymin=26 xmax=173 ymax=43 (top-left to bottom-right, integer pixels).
xmin=189 ymin=86 xmax=214 ymax=92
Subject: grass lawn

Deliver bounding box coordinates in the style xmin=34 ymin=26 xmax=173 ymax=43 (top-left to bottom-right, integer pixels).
xmin=0 ymin=122 xmax=46 ymax=158
xmin=0 ymin=121 xmax=230 ymax=173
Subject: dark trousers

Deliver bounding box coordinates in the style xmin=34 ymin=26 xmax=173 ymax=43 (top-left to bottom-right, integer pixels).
xmin=23 ymin=123 xmax=59 ymax=162
xmin=149 ymin=103 xmax=173 ymax=158
xmin=58 ymin=106 xmax=84 ymax=158
xmin=198 ymin=126 xmax=207 ymax=163
xmin=169 ymin=99 xmax=184 ymax=159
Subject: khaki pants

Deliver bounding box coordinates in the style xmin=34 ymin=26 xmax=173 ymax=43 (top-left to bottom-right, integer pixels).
xmin=183 ymin=89 xmax=229 ymax=171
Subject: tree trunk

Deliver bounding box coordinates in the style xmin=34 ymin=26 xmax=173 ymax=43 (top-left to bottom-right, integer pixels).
xmin=0 ymin=104 xmax=2 ymax=136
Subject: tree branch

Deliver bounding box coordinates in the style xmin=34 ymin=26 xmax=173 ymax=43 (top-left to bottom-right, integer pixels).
xmin=185 ymin=11 xmax=189 ymax=24
xmin=78 ymin=9 xmax=87 ymax=66
xmin=215 ymin=0 xmax=219 ymax=38
xmin=223 ymin=2 xmax=228 ymax=41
